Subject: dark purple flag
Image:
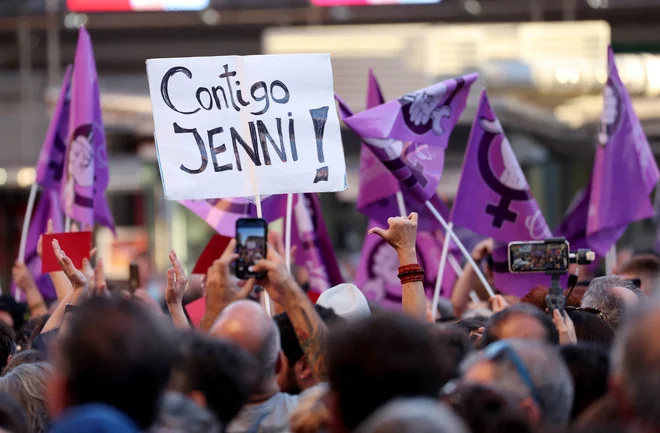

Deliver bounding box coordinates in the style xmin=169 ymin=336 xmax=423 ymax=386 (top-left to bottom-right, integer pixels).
xmin=61 ymin=27 xmax=115 ymax=233
xmin=36 ymin=66 xmax=72 ymax=191
xmin=292 ymin=193 xmax=344 ymax=294
xmin=587 ymin=47 xmax=658 ymax=239
xmin=344 ymin=73 xmax=478 ymax=203
xmin=16 ymin=190 xmax=64 ymax=301
xmin=180 ymin=195 xmax=292 ymax=237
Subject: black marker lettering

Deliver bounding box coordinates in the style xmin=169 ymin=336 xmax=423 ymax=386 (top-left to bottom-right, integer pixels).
xmin=257 ymin=119 xmax=287 ymax=163
xmin=196 ymin=88 xmax=213 ymax=111
xmin=249 ymin=121 xmax=270 ymax=166
xmin=173 ymin=123 xmax=207 ymax=174
xmin=270 ymin=80 xmax=290 ymax=105
xmin=219 ymin=64 xmax=240 ymax=111
xmin=288 ymin=113 xmax=298 ymax=162
xmin=207 ymin=127 xmax=232 ymax=172
xmin=235 ymin=81 xmax=250 ymax=107
xmin=310 ymin=107 xmax=330 ymax=183
xmin=250 ymin=81 xmax=269 ymax=115
xmin=231 ymin=126 xmax=261 ymax=172
xmin=161 ymin=67 xmax=200 ymax=115
xmin=212 ymin=86 xmax=229 ymax=110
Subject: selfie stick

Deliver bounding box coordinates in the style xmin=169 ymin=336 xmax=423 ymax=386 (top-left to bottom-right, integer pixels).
xmin=254 ymin=194 xmax=271 ymax=317
xmin=432 ymin=222 xmax=453 ymax=321
xmin=425 ymin=201 xmax=495 ymax=298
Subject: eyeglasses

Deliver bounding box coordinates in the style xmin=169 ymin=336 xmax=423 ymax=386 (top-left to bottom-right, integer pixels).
xmin=564 ymin=306 xmax=605 ymax=321
xmin=482 ymin=341 xmax=542 ymax=405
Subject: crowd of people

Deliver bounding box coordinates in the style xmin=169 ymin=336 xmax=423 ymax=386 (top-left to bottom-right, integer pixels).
xmin=1 ymin=212 xmax=660 ymax=433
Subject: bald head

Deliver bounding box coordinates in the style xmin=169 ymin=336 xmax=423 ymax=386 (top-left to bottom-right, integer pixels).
xmin=210 ymin=301 xmax=280 ymax=391
xmin=581 ymin=276 xmax=642 ymax=329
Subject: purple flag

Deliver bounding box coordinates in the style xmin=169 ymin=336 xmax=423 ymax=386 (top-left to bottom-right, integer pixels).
xmin=17 ymin=190 xmax=64 ymax=300
xmin=36 ymin=66 xmax=73 ymax=191
xmin=292 ymin=193 xmax=344 ymax=294
xmin=587 ymin=46 xmax=658 ymax=239
xmin=61 ymin=27 xmax=115 ymax=233
xmin=344 ymin=73 xmax=478 ymax=203
xmin=180 ymin=195 xmax=291 ymax=237
xmin=452 ymin=91 xmax=554 ymax=296
xmin=355 ymin=220 xmax=457 ymax=309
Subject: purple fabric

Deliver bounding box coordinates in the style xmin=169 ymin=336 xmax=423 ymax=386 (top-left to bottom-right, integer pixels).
xmin=16 ymin=190 xmax=64 ymax=301
xmin=291 ymin=193 xmax=344 ymax=294
xmin=36 ymin=66 xmax=72 ymax=191
xmin=61 ymin=27 xmax=115 ymax=233
xmin=344 ymin=73 xmax=478 ymax=203
xmin=180 ymin=195 xmax=291 ymax=237
xmin=355 ymin=220 xmax=457 ymax=309
xmin=451 ymin=90 xmax=552 ymax=243
xmin=587 ymin=47 xmax=658 ymax=239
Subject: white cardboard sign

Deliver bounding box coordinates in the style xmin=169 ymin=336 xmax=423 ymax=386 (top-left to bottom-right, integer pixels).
xmin=146 ymin=54 xmax=347 ymax=200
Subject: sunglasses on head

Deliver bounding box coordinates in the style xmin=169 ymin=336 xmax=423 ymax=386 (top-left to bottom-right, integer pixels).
xmin=482 ymin=341 xmax=542 ymax=405
xmin=564 ymin=306 xmax=605 ymax=321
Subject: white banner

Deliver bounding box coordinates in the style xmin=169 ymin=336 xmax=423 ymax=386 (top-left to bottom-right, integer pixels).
xmin=146 ymin=54 xmax=347 ymax=200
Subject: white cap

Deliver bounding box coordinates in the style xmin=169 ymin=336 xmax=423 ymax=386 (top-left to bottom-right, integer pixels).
xmin=316 ymin=283 xmax=371 ymax=321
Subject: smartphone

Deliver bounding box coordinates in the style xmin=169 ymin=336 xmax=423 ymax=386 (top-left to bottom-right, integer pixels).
xmin=128 ymin=262 xmax=141 ymax=294
xmin=508 ymin=240 xmax=570 ymax=273
xmin=235 ymin=218 xmax=268 ymax=280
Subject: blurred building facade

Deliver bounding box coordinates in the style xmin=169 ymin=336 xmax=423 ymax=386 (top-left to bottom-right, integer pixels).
xmin=0 ymin=0 xmax=659 ymax=286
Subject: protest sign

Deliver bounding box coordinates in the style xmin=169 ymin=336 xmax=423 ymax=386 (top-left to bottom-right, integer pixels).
xmin=146 ymin=54 xmax=347 ymax=200
xmin=42 ymin=231 xmax=92 ymax=273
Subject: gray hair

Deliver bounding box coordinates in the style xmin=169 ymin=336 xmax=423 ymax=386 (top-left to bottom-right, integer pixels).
xmin=611 ymin=301 xmax=660 ymax=425
xmin=0 ymin=362 xmax=52 ymax=433
xmin=461 ymin=339 xmax=574 ymax=429
xmin=354 ymin=398 xmax=468 ymax=433
xmin=150 ymin=392 xmax=221 ymax=433
xmin=581 ymin=276 xmax=640 ymax=329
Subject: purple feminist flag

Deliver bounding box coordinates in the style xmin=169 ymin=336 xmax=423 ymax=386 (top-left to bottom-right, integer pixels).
xmin=587 ymin=46 xmax=658 ymax=241
xmin=292 ymin=193 xmax=344 ymax=295
xmin=61 ymin=27 xmax=115 ymax=233
xmin=36 ymin=66 xmax=73 ymax=191
xmin=452 ymin=91 xmax=553 ymax=296
xmin=181 ymin=195 xmax=291 ymax=237
xmin=452 ymin=90 xmax=552 ymax=243
xmin=355 ymin=221 xmax=457 ymax=310
xmin=17 ymin=190 xmax=64 ymax=300
xmin=344 ymin=73 xmax=478 ymax=203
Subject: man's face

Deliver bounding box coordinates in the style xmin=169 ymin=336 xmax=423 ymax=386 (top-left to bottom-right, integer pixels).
xmin=497 ymin=314 xmax=547 ymax=343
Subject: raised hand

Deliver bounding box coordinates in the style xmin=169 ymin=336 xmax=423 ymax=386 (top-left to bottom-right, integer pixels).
xmin=165 ymin=249 xmax=188 ymax=306
xmin=472 ymin=238 xmax=494 ymax=262
xmin=37 ymin=219 xmax=55 ymax=259
xmin=553 ymin=309 xmax=577 ymax=345
xmin=12 ymin=261 xmax=37 ymax=293
xmin=368 ymin=213 xmax=418 ymax=265
xmin=52 ymin=239 xmax=88 ymax=297
xmin=92 ymin=257 xmax=109 ymax=297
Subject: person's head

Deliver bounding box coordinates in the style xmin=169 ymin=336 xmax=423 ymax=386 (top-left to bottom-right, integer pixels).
xmin=2 ymin=350 xmax=46 ymax=375
xmin=275 ymin=305 xmax=341 ymax=394
xmin=170 ymin=331 xmax=256 ymax=428
xmin=433 ymin=325 xmax=473 ymax=380
xmin=210 ymin=300 xmax=281 ymax=399
xmin=618 ymin=254 xmax=660 ymax=296
xmin=50 ymin=297 xmax=176 ymax=430
xmin=581 ymin=276 xmax=642 ymax=329
xmin=453 ymin=316 xmax=487 ymax=345
xmin=0 ymin=296 xmax=26 ymax=331
xmin=559 ymin=343 xmax=609 ymax=420
xmin=0 ymin=362 xmax=51 ymax=433
xmin=0 ymin=391 xmax=29 ymax=433
xmin=316 ymin=284 xmax=371 ymax=321
xmin=482 ymin=304 xmax=559 ymax=347
xmin=461 ymin=339 xmax=574 ymax=429
xmin=16 ymin=315 xmax=50 ymax=353
xmin=354 ymin=398 xmax=468 ymax=433
xmin=442 ymin=383 xmax=533 ymax=433
xmin=611 ymin=301 xmax=660 ymax=427
xmin=565 ymin=308 xmax=614 ymax=348
xmin=0 ymin=323 xmax=16 ymax=373
xmin=328 ymin=312 xmax=452 ymax=432
xmin=520 ymin=286 xmax=580 ymax=311
xmin=151 ymin=392 xmax=221 ymax=433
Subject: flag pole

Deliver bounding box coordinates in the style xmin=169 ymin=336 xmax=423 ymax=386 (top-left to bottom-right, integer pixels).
xmin=606 ymin=245 xmax=616 ymax=276
xmin=64 ymin=216 xmax=71 ymax=232
xmin=284 ymin=193 xmax=293 ymax=273
xmin=254 ymin=194 xmax=271 ymax=317
xmin=16 ymin=182 xmax=39 ymax=301
xmin=425 ymin=201 xmax=495 ymax=297
xmin=395 ymin=191 xmax=407 ymax=217
xmin=432 ymin=222 xmax=453 ymax=321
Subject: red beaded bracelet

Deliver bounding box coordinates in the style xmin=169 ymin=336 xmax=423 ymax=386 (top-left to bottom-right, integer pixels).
xmin=401 ymin=274 xmax=424 ymax=284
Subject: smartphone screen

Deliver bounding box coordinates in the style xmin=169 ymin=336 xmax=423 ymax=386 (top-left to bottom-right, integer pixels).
xmin=128 ymin=262 xmax=140 ymax=294
xmin=508 ymin=240 xmax=570 ymax=273
xmin=235 ymin=218 xmax=268 ymax=280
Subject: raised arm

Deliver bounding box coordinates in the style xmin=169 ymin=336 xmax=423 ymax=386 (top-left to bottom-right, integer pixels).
xmin=369 ymin=213 xmax=426 ymax=321
xmin=451 ymin=238 xmax=493 ymax=317
xmin=12 ymin=261 xmax=48 ymax=318
xmin=165 ymin=249 xmax=191 ymax=329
